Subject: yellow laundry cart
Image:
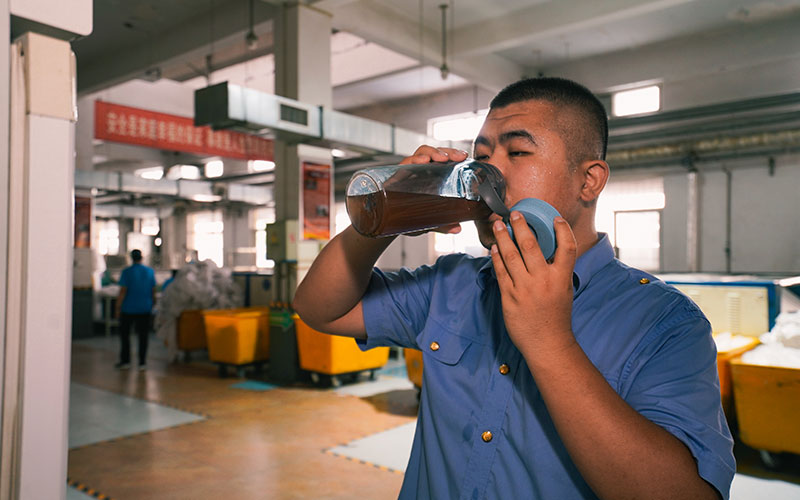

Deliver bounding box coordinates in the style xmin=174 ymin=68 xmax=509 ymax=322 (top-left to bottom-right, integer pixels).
xmin=204 ymin=307 xmax=270 ymax=377
xmin=295 ymin=317 xmax=389 ymax=387
xmin=714 ymin=334 xmax=760 ymax=417
xmin=404 ymin=348 xmax=423 ymax=390
xmin=731 ymin=358 xmax=800 ymax=468
xmin=177 ymin=309 xmax=207 ymax=357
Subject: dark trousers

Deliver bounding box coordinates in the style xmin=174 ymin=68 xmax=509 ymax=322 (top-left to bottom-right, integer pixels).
xmin=119 ymin=313 xmax=151 ymax=365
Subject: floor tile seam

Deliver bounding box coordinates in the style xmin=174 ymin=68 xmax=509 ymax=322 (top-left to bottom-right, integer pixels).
xmin=67 ymin=477 xmax=114 ymax=500
xmin=323 ymin=449 xmax=405 ymax=476
xmin=68 ymin=418 xmax=207 ymax=452
xmin=71 ymin=381 xmax=213 ymax=418
xmin=320 ymin=419 xmax=416 ymax=454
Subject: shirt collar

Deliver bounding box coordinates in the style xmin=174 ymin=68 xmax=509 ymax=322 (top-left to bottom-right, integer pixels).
xmin=477 ymin=233 xmax=615 ymax=297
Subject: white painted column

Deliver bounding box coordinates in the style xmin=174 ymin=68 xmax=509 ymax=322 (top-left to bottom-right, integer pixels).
xmin=2 ymin=33 xmax=77 ymax=500
xmin=0 ymin=0 xmax=11 ymax=492
xmin=273 ymin=4 xmax=333 ymax=301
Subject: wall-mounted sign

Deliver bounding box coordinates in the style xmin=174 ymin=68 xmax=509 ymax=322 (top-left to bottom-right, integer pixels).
xmin=301 ymin=161 xmax=331 ymax=240
xmin=94 ymin=101 xmax=274 ymax=161
xmin=74 ymin=196 xmax=91 ymax=248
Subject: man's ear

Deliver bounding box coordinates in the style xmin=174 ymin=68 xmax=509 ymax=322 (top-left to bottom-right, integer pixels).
xmin=579 ymin=160 xmax=609 ymax=203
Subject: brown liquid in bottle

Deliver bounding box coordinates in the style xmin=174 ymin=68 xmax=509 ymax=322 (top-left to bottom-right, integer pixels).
xmin=346 ymin=190 xmax=493 ymax=237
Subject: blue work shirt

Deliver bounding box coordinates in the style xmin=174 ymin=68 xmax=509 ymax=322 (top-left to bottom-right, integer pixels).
xmin=359 ymin=234 xmax=735 ymax=499
xmin=119 ymin=263 xmax=156 ymax=314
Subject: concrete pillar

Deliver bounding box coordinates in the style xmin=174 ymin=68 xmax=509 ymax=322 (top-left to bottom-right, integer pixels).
xmin=273 ymin=4 xmax=333 ymax=301
xmin=161 ymin=207 xmax=188 ymax=270
xmin=3 ymin=32 xmax=78 ymax=500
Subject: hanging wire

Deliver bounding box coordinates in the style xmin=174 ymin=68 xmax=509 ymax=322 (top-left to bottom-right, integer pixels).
xmin=419 ymin=0 xmax=424 ymax=92
xmin=206 ymin=0 xmax=215 ymax=85
xmin=438 ymin=3 xmax=449 ymax=79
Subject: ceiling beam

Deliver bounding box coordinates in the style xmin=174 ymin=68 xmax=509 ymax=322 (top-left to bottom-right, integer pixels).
xmin=316 ymin=0 xmax=524 ymax=92
xmin=77 ymin=0 xmax=276 ymax=95
xmin=450 ymin=0 xmax=696 ymax=57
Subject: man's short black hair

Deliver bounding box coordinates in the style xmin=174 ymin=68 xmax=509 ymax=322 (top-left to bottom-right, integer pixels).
xmin=131 ymin=249 xmax=143 ymax=262
xmin=490 ymin=77 xmax=608 ymax=162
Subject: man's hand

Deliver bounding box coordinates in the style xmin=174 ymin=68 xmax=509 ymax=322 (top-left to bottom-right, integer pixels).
xmin=490 ymin=211 xmax=578 ymax=357
xmin=400 ymin=145 xmax=468 ymax=165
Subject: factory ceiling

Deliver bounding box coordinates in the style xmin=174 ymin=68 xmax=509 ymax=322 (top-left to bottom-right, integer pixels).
xmin=72 ymin=0 xmax=800 ymax=112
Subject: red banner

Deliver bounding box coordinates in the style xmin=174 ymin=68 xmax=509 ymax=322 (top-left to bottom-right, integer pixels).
xmin=94 ymin=100 xmax=273 ymax=161
xmin=302 ymin=162 xmax=331 ymax=240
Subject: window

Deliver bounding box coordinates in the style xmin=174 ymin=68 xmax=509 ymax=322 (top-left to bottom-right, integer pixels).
xmin=252 ymin=207 xmax=276 ymax=269
xmin=596 ymin=177 xmax=664 ymax=271
xmin=140 ymin=217 xmax=160 ymax=236
xmin=188 ymin=211 xmax=224 ymax=268
xmin=611 ymin=85 xmax=660 ymax=117
xmin=434 ymin=221 xmax=486 ymax=258
xmin=614 ymin=210 xmax=661 ymax=271
xmin=97 ymin=219 xmax=120 ymax=256
xmin=428 ymin=109 xmax=489 ymax=142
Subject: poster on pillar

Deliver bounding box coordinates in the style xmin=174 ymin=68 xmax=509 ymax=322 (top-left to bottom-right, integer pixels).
xmin=75 ymin=197 xmax=91 ymax=248
xmin=301 ymin=161 xmax=331 ymax=240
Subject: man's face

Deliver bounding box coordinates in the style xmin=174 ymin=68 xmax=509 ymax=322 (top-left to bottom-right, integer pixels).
xmin=472 ymin=99 xmax=584 ymax=249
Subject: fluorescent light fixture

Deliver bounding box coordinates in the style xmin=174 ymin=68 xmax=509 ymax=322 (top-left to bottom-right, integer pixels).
xmin=135 ymin=167 xmax=164 ymax=180
xmin=248 ymin=160 xmax=275 ymax=172
xmin=331 ymin=148 xmax=347 ymax=158
xmin=191 ymin=194 xmax=223 ymax=203
xmin=429 ymin=110 xmax=489 ymax=142
xmin=166 ymin=164 xmax=202 ymax=180
xmin=612 ymin=85 xmax=660 ymax=117
xmin=154 ymin=237 xmax=162 ymax=246
xmin=205 ymin=160 xmax=224 ymax=178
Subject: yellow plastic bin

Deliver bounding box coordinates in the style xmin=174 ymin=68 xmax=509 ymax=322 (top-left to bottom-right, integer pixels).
xmin=295 ymin=317 xmax=389 ymax=386
xmin=731 ymin=358 xmax=800 ymax=465
xmin=203 ymin=307 xmax=270 ymax=377
xmin=713 ymin=334 xmax=760 ymax=416
xmin=404 ymin=348 xmax=423 ymax=389
xmin=177 ymin=309 xmax=207 ymax=353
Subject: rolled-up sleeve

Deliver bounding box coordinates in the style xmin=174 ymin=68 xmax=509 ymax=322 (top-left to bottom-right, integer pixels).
xmin=357 ymin=264 xmax=436 ymax=351
xmin=621 ymin=308 xmax=736 ymax=499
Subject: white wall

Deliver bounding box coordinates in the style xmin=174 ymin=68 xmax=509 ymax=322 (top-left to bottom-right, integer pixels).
xmin=658 ymin=155 xmax=800 ymax=274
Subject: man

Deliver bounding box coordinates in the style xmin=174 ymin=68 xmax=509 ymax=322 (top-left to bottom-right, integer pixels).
xmin=115 ymin=249 xmax=156 ymax=371
xmin=293 ymin=77 xmax=734 ymax=499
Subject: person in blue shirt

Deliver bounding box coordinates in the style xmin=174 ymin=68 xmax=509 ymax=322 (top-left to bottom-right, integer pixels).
xmin=115 ymin=249 xmax=156 ymax=370
xmin=294 ymin=77 xmax=734 ymax=499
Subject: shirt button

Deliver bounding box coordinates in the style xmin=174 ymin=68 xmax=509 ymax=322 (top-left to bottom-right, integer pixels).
xmin=430 ymin=341 xmax=440 ymax=351
xmin=481 ymin=431 xmax=493 ymax=443
xmin=499 ymin=364 xmax=510 ymax=375
xmin=639 ymin=278 xmax=650 ymax=284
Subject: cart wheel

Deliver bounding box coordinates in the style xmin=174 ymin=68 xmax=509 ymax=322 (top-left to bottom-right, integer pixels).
xmin=369 ymin=369 xmax=377 ymax=381
xmin=759 ymin=450 xmax=783 ymax=469
xmin=330 ymin=375 xmax=342 ymax=388
xmin=236 ymin=367 xmax=246 ymax=378
xmin=218 ymin=364 xmax=228 ymax=378
xmin=310 ymin=372 xmax=320 ymax=385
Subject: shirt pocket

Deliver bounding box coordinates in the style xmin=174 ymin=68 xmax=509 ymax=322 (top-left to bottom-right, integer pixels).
xmin=416 ymin=321 xmax=477 ymax=366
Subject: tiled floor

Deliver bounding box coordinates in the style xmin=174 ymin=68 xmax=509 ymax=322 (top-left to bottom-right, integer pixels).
xmin=68 ymin=334 xmax=800 ymax=499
